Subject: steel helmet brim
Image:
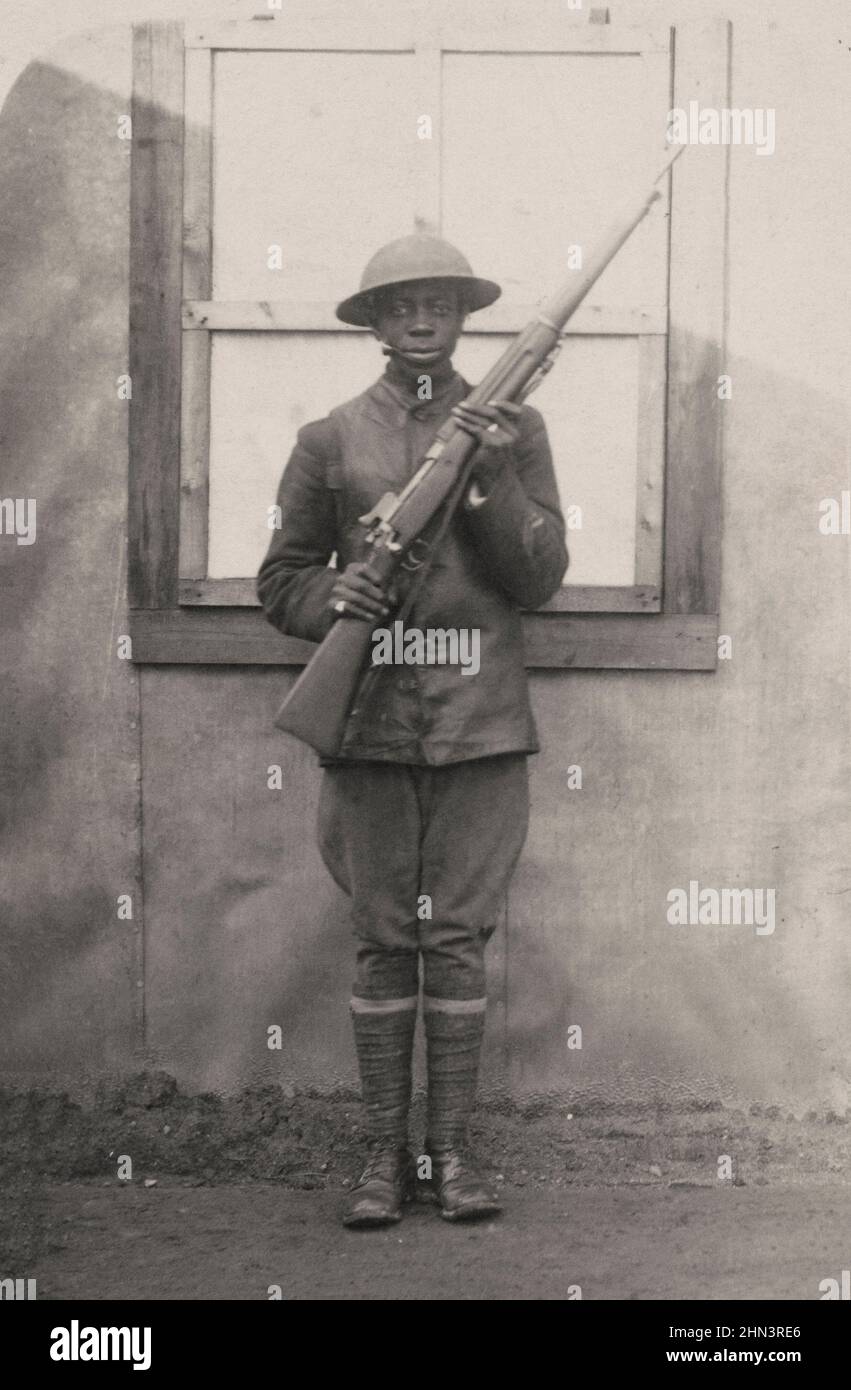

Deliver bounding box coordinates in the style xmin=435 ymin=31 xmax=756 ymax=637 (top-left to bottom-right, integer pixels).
xmin=336 ymin=272 xmax=501 ymax=327
xmin=334 ymin=234 xmax=501 ymax=327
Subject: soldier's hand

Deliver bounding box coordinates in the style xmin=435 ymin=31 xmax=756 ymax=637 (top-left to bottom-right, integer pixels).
xmin=450 ymin=399 xmax=522 ymax=486
xmin=451 ymin=399 xmax=521 ymax=447
xmin=328 ymin=562 xmax=395 ymax=623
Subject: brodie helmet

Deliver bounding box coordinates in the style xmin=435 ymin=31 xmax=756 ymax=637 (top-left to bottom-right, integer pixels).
xmin=335 ymin=233 xmax=501 ymax=327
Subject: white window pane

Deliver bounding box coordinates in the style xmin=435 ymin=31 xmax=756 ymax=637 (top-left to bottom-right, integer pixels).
xmin=442 ymin=54 xmax=668 ymax=310
xmin=207 ymin=333 xmax=378 ymax=578
xmin=212 ymin=52 xmax=419 ymax=302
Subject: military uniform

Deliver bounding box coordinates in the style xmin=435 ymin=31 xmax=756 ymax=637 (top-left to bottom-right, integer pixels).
xmin=258 ymin=235 xmax=568 ymax=1225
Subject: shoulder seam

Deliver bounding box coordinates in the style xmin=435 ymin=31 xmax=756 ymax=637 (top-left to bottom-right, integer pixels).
xmin=296 ymin=415 xmax=341 ymax=459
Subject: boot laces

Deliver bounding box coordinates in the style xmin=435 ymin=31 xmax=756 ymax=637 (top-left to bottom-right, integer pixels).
xmin=431 ymin=1146 xmax=479 ymax=1181
xmin=359 ymin=1144 xmax=407 ymax=1185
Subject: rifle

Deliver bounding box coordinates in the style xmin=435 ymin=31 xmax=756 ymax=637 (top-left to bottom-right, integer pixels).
xmin=274 ymin=148 xmax=684 ymax=757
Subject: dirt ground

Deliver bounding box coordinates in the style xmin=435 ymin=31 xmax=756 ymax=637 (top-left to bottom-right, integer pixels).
xmin=2 ymin=1073 xmax=849 ymax=1300
xmin=20 ymin=1182 xmax=851 ymax=1301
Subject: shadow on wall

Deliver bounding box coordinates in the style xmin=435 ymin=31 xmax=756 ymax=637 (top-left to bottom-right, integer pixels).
xmin=0 ymin=56 xmax=140 ymax=1077
xmin=510 ymin=361 xmax=851 ymax=1108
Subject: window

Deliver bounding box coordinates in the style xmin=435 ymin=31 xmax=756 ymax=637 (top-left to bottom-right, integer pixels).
xmin=129 ymin=6 xmax=727 ymax=670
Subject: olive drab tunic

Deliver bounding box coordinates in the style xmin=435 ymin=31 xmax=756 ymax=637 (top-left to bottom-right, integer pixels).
xmin=257 ymin=365 xmax=568 ymax=764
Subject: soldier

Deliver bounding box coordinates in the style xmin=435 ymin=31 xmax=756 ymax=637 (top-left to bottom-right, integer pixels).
xmin=258 ymin=234 xmax=568 ymax=1228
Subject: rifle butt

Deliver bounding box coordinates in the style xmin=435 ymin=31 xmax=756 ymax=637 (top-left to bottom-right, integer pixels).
xmin=274 ymin=617 xmax=375 ymax=758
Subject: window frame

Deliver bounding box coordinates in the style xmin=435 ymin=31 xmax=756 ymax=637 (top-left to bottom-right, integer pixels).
xmin=128 ymin=12 xmax=727 ymax=671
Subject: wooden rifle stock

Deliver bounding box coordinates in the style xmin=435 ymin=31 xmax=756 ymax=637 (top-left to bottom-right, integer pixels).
xmin=274 ymin=150 xmax=684 ymax=756
xmin=276 ymin=614 xmax=375 ymax=758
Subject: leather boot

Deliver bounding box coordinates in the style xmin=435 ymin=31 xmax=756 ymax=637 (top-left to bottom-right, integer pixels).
xmin=425 ymin=1144 xmax=502 ymax=1222
xmin=422 ymin=997 xmax=502 ymax=1220
xmin=342 ymin=1143 xmax=417 ymax=1228
xmin=344 ymin=994 xmax=417 ymax=1228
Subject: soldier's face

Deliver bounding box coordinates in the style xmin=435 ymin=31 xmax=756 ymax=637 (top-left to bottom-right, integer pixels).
xmin=372 ymin=280 xmax=467 ymax=368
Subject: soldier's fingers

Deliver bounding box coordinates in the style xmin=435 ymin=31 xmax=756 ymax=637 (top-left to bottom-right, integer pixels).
xmin=451 ymin=414 xmax=484 ymax=439
xmin=462 ymin=402 xmax=511 ymax=422
xmin=333 ymin=578 xmax=388 ymax=607
xmin=451 ymin=405 xmax=486 ymax=434
xmin=482 ymin=403 xmax=521 ymax=434
xmin=455 ymin=403 xmax=518 ymax=437
xmin=339 ymin=592 xmax=389 ymax=616
xmin=343 ymin=603 xmax=383 ymax=622
xmin=344 ymin=571 xmax=389 ymax=604
xmin=332 ymin=593 xmax=387 ymax=620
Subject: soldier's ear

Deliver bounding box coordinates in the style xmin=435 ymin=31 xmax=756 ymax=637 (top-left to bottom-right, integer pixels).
xmin=367 ymin=300 xmax=390 ymax=349
xmin=365 ymin=292 xmax=381 ymax=325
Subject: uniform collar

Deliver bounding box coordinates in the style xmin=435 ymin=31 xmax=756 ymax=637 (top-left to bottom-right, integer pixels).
xmin=363 ymin=362 xmax=469 ymax=428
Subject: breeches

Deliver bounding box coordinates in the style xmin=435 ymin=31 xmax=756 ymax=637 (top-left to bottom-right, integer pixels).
xmin=317 ymin=755 xmax=530 ymax=1001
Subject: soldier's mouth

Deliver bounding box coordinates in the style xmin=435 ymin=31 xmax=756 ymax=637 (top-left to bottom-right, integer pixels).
xmin=397 ymin=347 xmax=443 ymax=363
